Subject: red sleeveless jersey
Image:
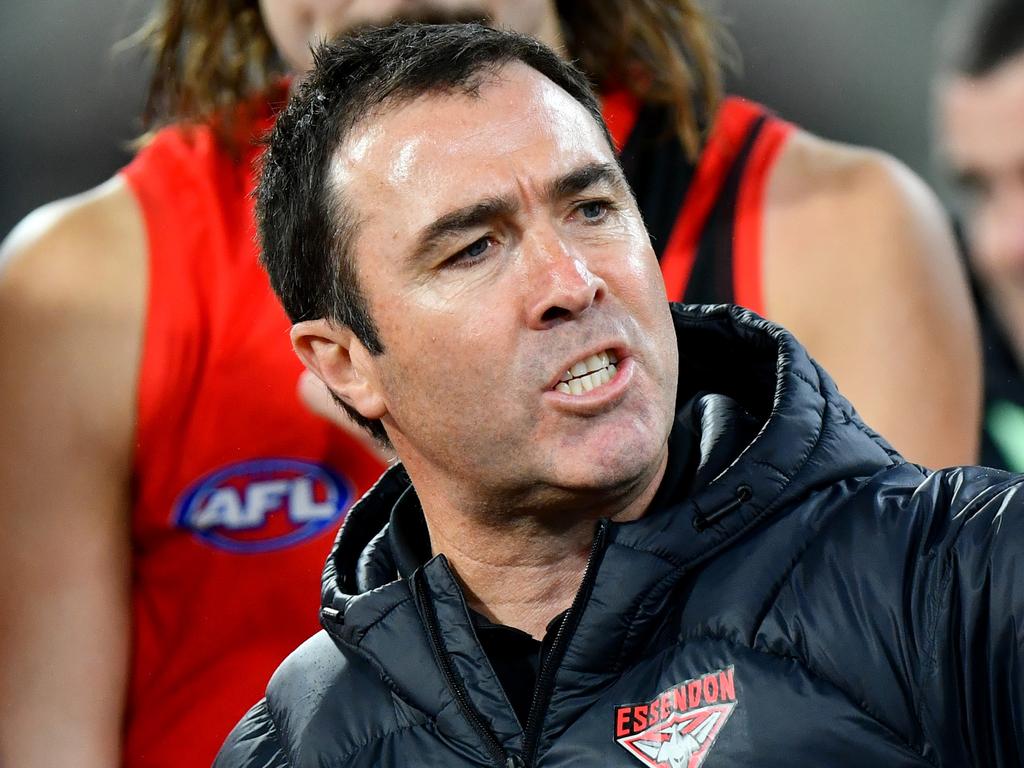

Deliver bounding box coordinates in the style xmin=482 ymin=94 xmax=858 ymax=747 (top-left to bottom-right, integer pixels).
xmin=120 ymin=91 xmax=386 ymax=766
xmin=116 ymin=88 xmax=789 ymax=766
xmin=605 ymin=92 xmax=794 ymax=311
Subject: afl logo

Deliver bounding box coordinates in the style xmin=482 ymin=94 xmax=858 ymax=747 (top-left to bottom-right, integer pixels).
xmin=173 ymin=459 xmax=353 ymax=553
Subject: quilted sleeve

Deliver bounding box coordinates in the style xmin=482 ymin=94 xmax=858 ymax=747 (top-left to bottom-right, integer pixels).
xmin=214 ymin=698 xmax=291 ymax=768
xmin=916 ymin=473 xmax=1024 ymax=767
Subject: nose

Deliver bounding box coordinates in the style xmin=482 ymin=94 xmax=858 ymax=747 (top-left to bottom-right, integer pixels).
xmin=524 ymin=227 xmax=607 ymax=329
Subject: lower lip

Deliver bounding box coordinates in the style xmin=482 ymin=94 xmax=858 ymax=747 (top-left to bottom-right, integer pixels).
xmin=544 ymin=356 xmax=634 ymax=412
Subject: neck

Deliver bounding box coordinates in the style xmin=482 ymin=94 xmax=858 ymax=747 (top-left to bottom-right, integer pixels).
xmin=427 ymin=514 xmax=593 ymax=640
xmin=415 ymin=452 xmax=668 ymax=639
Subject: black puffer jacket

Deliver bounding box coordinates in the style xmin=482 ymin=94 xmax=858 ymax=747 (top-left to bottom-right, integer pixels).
xmin=217 ymin=304 xmax=1024 ymax=768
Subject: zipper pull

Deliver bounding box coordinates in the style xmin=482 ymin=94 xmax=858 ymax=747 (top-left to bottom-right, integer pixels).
xmin=693 ymin=484 xmax=752 ymax=532
xmin=320 ymin=606 xmax=341 ymax=623
xmin=505 ymin=755 xmax=525 ymax=768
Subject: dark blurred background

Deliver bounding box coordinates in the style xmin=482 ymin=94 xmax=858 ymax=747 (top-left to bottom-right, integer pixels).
xmin=0 ymin=0 xmax=954 ymax=238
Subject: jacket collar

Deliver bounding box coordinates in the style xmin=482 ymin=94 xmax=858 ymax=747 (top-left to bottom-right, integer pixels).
xmin=318 ymin=303 xmax=898 ymax=701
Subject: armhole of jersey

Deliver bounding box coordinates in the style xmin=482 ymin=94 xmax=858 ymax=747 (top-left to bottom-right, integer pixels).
xmin=119 ymin=134 xmax=206 ymax=473
xmin=660 ymin=98 xmax=764 ymax=303
xmin=118 ymin=101 xmax=278 ymax=481
xmin=732 ymin=118 xmax=794 ymax=315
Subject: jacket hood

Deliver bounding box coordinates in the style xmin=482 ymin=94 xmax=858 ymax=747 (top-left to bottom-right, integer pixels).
xmin=319 ymin=303 xmax=898 ymax=644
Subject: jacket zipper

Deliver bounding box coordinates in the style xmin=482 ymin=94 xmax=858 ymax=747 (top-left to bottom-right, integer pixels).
xmin=414 ymin=569 xmax=512 ymax=768
xmin=521 ymin=519 xmax=611 ymax=767
xmin=414 ymin=519 xmax=611 ymax=768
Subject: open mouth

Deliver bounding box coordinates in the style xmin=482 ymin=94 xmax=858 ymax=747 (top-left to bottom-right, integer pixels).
xmin=554 ymin=350 xmax=619 ymax=395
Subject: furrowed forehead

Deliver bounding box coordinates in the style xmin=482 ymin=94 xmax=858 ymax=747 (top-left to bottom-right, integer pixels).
xmin=324 ymin=62 xmax=620 ymax=270
xmin=328 ymin=59 xmax=610 ymax=169
xmin=329 ymin=61 xmax=614 ymax=207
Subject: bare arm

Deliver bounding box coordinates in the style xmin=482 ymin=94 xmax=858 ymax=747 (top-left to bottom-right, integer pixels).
xmin=0 ymin=177 xmax=145 ymax=766
xmin=763 ymin=132 xmax=981 ymax=468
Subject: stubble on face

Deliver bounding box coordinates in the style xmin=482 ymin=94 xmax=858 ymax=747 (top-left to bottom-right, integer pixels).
xmin=332 ymin=63 xmax=678 ymax=523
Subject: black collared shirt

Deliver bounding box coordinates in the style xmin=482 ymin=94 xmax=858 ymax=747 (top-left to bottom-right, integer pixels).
xmin=385 ymin=405 xmax=725 ymax=727
xmin=388 ymin=486 xmax=552 ymax=726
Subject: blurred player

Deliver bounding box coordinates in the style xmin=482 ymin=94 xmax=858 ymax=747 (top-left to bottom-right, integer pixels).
xmin=938 ymin=0 xmax=1024 ymax=470
xmin=0 ymin=1 xmax=980 ymax=766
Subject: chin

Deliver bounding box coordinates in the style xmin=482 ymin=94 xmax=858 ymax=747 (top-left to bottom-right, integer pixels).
xmin=552 ymin=422 xmax=667 ymax=495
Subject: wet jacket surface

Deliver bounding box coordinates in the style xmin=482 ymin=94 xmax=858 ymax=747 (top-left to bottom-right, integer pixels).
xmin=216 ymin=304 xmax=1024 ymax=768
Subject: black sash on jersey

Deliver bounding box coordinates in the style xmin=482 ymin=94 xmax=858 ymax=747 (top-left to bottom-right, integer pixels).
xmin=618 ymin=104 xmax=694 ymax=259
xmin=619 ymin=105 xmax=769 ymax=305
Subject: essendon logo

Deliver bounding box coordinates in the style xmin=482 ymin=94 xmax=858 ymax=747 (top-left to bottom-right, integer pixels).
xmin=614 ymin=666 xmax=737 ymax=768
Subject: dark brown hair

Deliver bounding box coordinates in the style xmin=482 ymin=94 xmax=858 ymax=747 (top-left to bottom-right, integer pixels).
xmin=137 ymin=0 xmax=724 ymax=157
xmin=257 ymin=23 xmax=612 ymax=440
xmin=556 ymin=0 xmax=725 ymax=158
xmin=136 ymin=0 xmax=277 ymax=143
xmin=940 ymin=0 xmax=1024 ymax=78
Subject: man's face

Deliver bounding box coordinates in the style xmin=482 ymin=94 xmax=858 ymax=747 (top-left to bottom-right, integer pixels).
xmin=940 ymin=52 xmax=1024 ymax=291
xmin=332 ymin=63 xmax=678 ymax=511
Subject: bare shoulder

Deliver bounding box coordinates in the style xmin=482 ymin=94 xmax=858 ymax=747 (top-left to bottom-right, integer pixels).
xmin=0 ymin=175 xmax=146 ymax=450
xmin=766 ymin=129 xmax=956 ymax=269
xmin=768 ymin=128 xmax=915 ymax=198
xmin=1 ymin=175 xmax=146 ymax=316
xmin=762 ymin=129 xmax=981 ymax=467
xmin=763 ymin=128 xmax=966 ymax=344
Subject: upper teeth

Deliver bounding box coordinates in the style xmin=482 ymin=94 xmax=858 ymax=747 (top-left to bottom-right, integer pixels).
xmin=555 ymin=351 xmax=619 ymax=395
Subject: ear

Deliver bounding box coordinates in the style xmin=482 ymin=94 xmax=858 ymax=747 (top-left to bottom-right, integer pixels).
xmin=290 ymin=319 xmax=388 ymax=422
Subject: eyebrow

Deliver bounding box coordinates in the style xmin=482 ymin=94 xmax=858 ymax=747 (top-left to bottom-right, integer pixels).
xmin=545 ymin=161 xmax=628 ymax=202
xmin=408 ymin=161 xmax=629 ymax=263
xmin=413 ymin=195 xmax=520 ymax=260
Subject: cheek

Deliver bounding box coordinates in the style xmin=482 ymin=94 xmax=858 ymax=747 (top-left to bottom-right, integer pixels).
xmin=603 ymin=226 xmax=667 ymax=305
xmin=972 ymin=212 xmax=1001 ymax=268
xmin=972 ymin=207 xmax=1023 ymax=275
xmin=377 ymin=312 xmax=528 ymax=455
xmin=377 ymin=302 xmax=512 ymax=397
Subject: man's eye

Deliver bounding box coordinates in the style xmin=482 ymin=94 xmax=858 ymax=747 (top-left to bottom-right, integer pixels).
xmin=448 ymin=236 xmax=492 ymax=267
xmin=577 ymin=200 xmax=611 ymax=222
